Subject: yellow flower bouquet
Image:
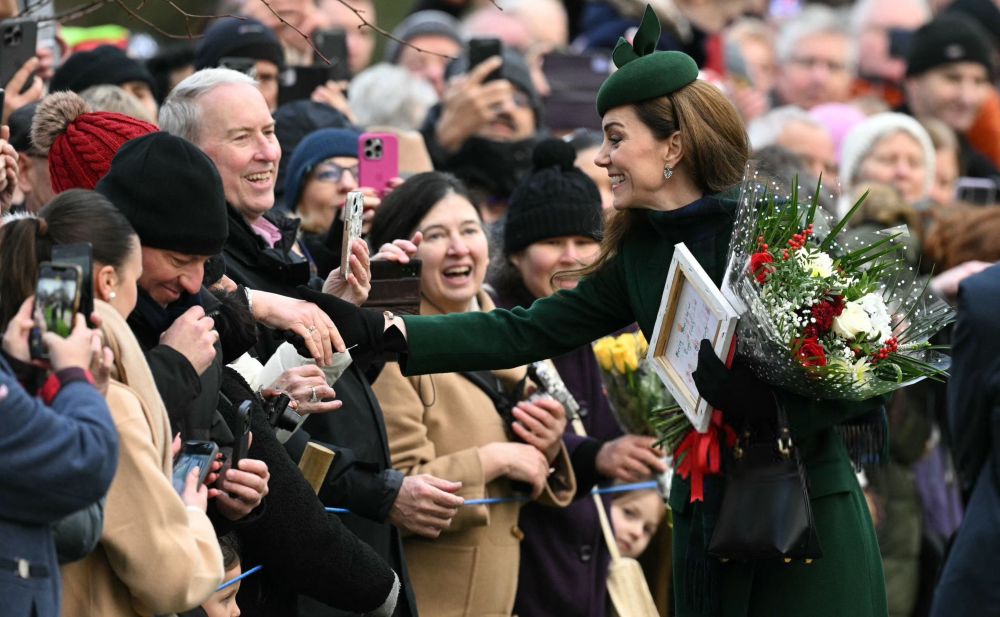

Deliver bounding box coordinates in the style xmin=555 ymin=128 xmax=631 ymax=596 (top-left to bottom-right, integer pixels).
xmin=593 ymin=332 xmax=683 ymax=445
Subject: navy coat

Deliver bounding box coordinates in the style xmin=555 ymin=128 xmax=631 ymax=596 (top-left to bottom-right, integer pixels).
xmin=0 ymin=357 xmax=118 ymax=617
xmin=931 ymin=263 xmax=1000 ymax=616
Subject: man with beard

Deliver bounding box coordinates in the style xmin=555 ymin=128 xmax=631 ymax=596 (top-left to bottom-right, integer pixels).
xmin=420 ymin=48 xmax=543 ymax=224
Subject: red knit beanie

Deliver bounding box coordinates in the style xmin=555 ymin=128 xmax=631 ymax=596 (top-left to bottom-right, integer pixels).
xmin=31 ymin=91 xmax=158 ymax=193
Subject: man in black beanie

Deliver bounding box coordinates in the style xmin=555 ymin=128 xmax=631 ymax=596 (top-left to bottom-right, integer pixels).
xmin=49 ymin=45 xmax=159 ymax=122
xmin=902 ymin=13 xmax=999 ymax=178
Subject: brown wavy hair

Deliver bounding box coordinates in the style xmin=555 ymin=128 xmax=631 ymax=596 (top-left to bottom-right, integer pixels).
xmin=579 ymin=80 xmax=750 ymax=278
xmin=923 ymin=204 xmax=1000 ymax=270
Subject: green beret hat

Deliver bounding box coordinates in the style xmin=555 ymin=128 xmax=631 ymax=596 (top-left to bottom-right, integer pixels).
xmin=595 ymin=4 xmax=699 ymax=116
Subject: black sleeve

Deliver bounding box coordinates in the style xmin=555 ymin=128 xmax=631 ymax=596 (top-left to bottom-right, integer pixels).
xmin=234 ymin=395 xmax=399 ymax=612
xmin=145 ymin=345 xmax=202 ymax=431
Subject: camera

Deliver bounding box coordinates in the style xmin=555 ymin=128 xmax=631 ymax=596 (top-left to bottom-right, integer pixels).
xmin=263 ymin=392 xmax=301 ymax=433
xmin=528 ymin=361 xmax=583 ymax=419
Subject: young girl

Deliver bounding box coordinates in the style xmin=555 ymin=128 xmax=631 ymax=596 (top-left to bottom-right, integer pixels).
xmin=610 ymin=489 xmax=666 ymax=559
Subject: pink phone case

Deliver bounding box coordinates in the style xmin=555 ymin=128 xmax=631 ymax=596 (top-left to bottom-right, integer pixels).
xmin=358 ymin=132 xmax=399 ymax=196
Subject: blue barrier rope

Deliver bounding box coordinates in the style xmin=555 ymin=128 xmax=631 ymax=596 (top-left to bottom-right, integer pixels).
xmin=324 ymin=480 xmax=659 ymax=514
xmin=216 ymin=564 xmax=263 ymax=592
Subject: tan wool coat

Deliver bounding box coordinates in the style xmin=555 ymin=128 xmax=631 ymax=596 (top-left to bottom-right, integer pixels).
xmin=372 ymin=293 xmax=576 ymax=617
xmin=60 ymin=301 xmax=224 ymax=617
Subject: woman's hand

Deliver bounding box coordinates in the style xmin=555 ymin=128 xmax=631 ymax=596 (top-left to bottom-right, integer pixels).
xmin=180 ymin=465 xmax=210 ymax=512
xmin=2 ymin=57 xmax=43 ymax=124
xmin=0 ymin=125 xmax=20 ymax=212
xmin=930 ymin=260 xmax=992 ymax=300
xmin=249 ymin=290 xmax=345 ymax=365
xmin=511 ymin=397 xmax=566 ymax=463
xmin=595 ymin=435 xmax=667 ymax=482
xmin=3 ymin=296 xmax=37 ymax=363
xmin=323 ymin=238 xmax=371 ymax=306
xmin=44 ymin=313 xmax=103 ymax=372
xmin=372 ymin=231 xmax=423 ymax=264
xmin=263 ymin=364 xmax=342 ymax=414
xmin=214 ymin=458 xmax=270 ymax=521
xmin=479 ymin=442 xmax=550 ymax=500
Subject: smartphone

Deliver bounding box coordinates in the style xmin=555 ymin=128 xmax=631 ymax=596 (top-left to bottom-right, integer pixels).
xmin=231 ymin=401 xmax=252 ymax=470
xmin=51 ymin=243 xmax=94 ymax=327
xmin=172 ymin=440 xmax=219 ymax=495
xmin=955 ymin=176 xmax=998 ymax=206
xmin=278 ymin=65 xmax=331 ymax=106
xmin=0 ymin=18 xmax=38 ymax=91
xmin=468 ymin=37 xmax=502 ymax=81
xmin=358 ymin=132 xmax=399 ymax=197
xmin=219 ymin=56 xmax=257 ymax=77
xmin=313 ymin=28 xmax=350 ymax=81
xmin=363 ymin=260 xmax=423 ymax=315
xmin=340 ymin=190 xmax=364 ymax=281
xmin=29 ymin=261 xmax=82 ymax=360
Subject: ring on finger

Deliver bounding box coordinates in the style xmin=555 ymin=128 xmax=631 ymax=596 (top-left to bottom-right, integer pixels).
xmin=310 ymin=386 xmax=319 ymax=403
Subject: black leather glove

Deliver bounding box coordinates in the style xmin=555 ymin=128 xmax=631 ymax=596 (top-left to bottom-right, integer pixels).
xmin=296 ymin=286 xmax=406 ymax=366
xmin=691 ymin=339 xmax=775 ymax=431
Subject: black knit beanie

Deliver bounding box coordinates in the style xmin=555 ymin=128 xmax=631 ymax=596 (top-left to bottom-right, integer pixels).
xmin=503 ymin=139 xmax=603 ymax=255
xmin=195 ymin=17 xmax=285 ymax=71
xmin=906 ymin=13 xmax=996 ymax=78
xmin=50 ymin=45 xmax=155 ymax=93
xmin=95 ymin=132 xmax=229 ymax=255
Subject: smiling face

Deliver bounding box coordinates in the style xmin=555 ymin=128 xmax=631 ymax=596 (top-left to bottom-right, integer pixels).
xmin=511 ymin=236 xmax=600 ymax=299
xmin=905 ymin=62 xmax=992 ymax=132
xmin=138 ymin=247 xmax=213 ymax=307
xmin=195 ymin=82 xmax=281 ymax=223
xmin=595 ymin=105 xmax=673 ymax=210
xmin=856 ymin=130 xmax=929 ymax=204
xmin=414 ymin=192 xmax=489 ymax=314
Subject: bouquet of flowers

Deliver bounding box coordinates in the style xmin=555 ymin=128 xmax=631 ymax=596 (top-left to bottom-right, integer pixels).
xmin=593 ymin=332 xmax=688 ymax=451
xmin=721 ymin=169 xmax=954 ymax=400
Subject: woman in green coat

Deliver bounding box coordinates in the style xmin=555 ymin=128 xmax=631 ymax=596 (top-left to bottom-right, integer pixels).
xmin=352 ymin=6 xmax=888 ymax=616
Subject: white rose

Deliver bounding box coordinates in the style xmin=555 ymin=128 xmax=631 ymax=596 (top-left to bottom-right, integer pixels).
xmin=858 ymin=293 xmax=893 ymax=343
xmin=806 ymin=251 xmax=834 ymax=278
xmin=832 ymin=301 xmax=873 ymax=340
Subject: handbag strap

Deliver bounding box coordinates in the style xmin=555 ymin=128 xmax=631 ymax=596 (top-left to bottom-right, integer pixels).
xmin=772 ymin=392 xmax=793 ymax=458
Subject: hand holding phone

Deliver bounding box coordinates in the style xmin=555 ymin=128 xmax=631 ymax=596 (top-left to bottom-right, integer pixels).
xmin=172 ymin=440 xmax=219 ymax=497
xmin=468 ymin=37 xmax=503 ymax=82
xmin=30 ymin=261 xmax=82 ymax=361
xmin=231 ymin=401 xmax=252 ymax=469
xmin=358 ymin=132 xmax=399 ymax=197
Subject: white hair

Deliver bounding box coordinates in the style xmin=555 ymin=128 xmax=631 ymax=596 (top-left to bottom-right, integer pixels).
xmin=349 ymin=63 xmax=438 ymax=131
xmin=748 ymin=105 xmax=824 ymax=150
xmin=159 ymin=68 xmax=257 ymax=143
xmin=849 ymin=0 xmax=931 ymax=35
xmin=776 ymin=5 xmax=857 ymax=71
xmin=839 ymin=112 xmax=936 ymax=201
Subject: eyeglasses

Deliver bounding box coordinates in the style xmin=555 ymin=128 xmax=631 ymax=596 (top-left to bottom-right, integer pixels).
xmin=311 ymin=162 xmax=359 ymax=184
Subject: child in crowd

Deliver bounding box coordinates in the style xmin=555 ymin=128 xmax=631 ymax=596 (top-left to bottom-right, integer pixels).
xmin=610 ymin=489 xmax=666 ymax=559
xmin=202 ymin=533 xmax=242 ymax=617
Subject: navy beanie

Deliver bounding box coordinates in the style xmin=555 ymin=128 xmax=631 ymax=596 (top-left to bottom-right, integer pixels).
xmin=195 ymin=17 xmax=285 ymax=71
xmin=504 ymin=139 xmax=603 ymax=255
xmin=284 ymin=128 xmax=362 ymax=212
xmin=906 ymin=13 xmax=996 ymax=78
xmin=50 ymin=45 xmax=155 ymax=94
xmin=96 ymin=132 xmax=229 ymax=255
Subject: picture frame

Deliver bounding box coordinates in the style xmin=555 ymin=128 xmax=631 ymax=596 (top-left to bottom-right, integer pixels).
xmin=648 ymin=243 xmax=740 ymax=433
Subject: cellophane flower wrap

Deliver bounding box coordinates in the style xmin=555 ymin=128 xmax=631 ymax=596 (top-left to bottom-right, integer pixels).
xmin=721 ymin=167 xmax=954 ymax=400
xmin=593 ymin=332 xmax=689 ymax=450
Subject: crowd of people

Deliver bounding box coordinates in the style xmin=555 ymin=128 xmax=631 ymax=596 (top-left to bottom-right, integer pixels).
xmin=2 ymin=0 xmax=1000 ymax=616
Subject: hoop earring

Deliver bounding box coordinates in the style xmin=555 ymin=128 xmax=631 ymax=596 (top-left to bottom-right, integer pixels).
xmin=663 ymin=166 xmax=673 ymax=180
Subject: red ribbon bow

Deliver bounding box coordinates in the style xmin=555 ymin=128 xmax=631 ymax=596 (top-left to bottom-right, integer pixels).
xmin=675 ymin=410 xmax=737 ymax=502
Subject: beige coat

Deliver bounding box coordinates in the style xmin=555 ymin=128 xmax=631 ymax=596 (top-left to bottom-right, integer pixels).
xmin=372 ymin=293 xmax=576 ymax=617
xmin=60 ymin=301 xmax=223 ymax=616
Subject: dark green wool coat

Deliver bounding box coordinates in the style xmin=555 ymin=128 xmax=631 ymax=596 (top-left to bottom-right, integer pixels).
xmin=402 ymin=196 xmax=888 ymax=617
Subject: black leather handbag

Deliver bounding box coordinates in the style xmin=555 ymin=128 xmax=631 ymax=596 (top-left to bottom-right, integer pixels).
xmin=708 ymin=397 xmax=824 ymax=562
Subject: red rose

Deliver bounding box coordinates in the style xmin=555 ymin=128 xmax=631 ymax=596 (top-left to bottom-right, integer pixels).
xmin=810 ymin=301 xmax=836 ymax=332
xmin=832 ymin=295 xmax=845 ymax=316
xmin=749 ymin=252 xmax=775 ymax=284
xmin=802 ymin=324 xmax=819 ymax=340
xmin=797 ymin=338 xmax=828 ymax=367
